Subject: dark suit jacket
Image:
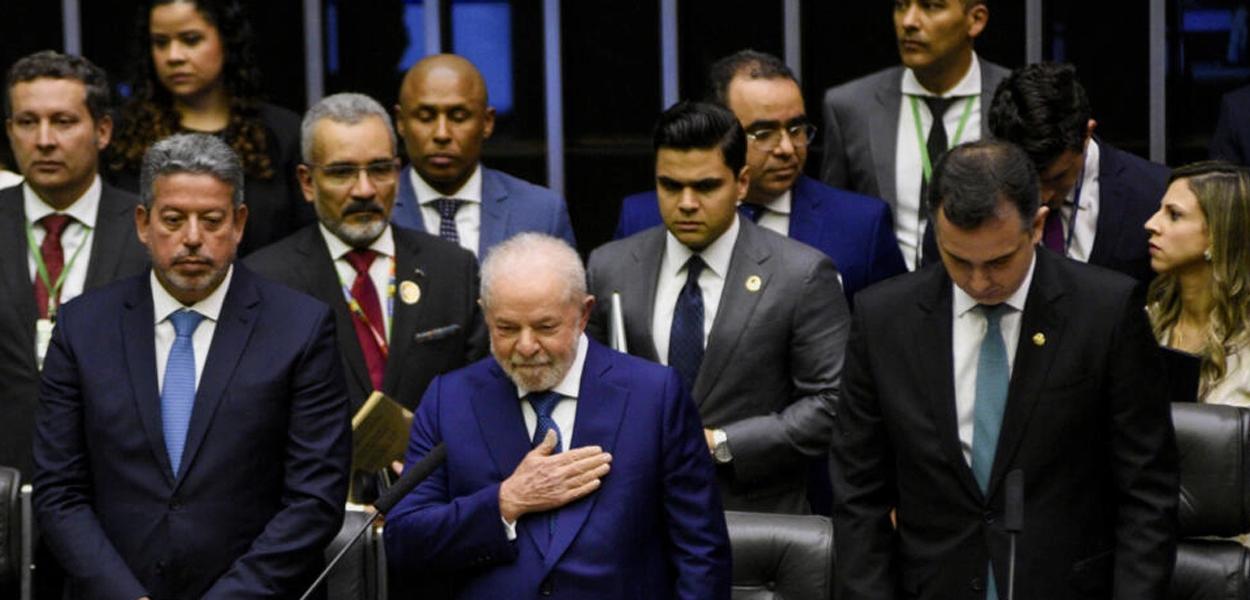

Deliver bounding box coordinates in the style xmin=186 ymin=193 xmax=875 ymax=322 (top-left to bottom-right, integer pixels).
xmin=384 ymin=339 xmax=731 ymax=599
xmin=831 ymin=249 xmax=1178 ymax=600
xmin=32 ymin=265 xmax=351 ymax=600
xmin=0 ymin=182 xmax=148 ymax=478
xmin=612 ymin=175 xmax=907 ymax=303
xmin=245 ymin=224 xmax=488 ymax=411
xmin=392 ymin=165 xmax=576 ymax=257
xmin=586 ymin=220 xmax=849 ymax=513
xmin=1210 ymin=84 xmax=1250 ymax=166
xmin=820 ymin=60 xmax=1012 ymax=212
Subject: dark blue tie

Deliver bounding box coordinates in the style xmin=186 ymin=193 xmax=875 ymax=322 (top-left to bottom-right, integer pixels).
xmin=162 ymin=309 xmax=205 ymax=476
xmin=668 ymin=255 xmax=706 ymax=394
xmin=433 ymin=198 xmax=464 ymax=244
xmin=527 ymin=390 xmax=563 ymax=543
xmin=972 ymin=303 xmax=1009 ymax=600
xmin=737 ymin=203 xmax=765 ymax=223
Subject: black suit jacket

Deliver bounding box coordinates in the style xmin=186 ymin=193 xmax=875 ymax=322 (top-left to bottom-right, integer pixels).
xmin=245 ymin=224 xmax=487 ymax=412
xmin=0 ymin=182 xmax=148 ymax=477
xmin=832 ymin=249 xmax=1178 ymax=600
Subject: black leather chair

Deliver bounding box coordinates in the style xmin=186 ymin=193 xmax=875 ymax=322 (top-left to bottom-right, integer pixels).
xmin=726 ymin=510 xmax=833 ymax=600
xmin=1169 ymin=403 xmax=1250 ymax=600
xmin=324 ymin=506 xmax=386 ymax=600
xmin=0 ymin=466 xmax=19 ymax=594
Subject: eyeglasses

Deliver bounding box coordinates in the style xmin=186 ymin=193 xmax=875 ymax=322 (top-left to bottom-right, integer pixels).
xmin=310 ymin=159 xmax=400 ymax=185
xmin=745 ymin=123 xmax=817 ymax=151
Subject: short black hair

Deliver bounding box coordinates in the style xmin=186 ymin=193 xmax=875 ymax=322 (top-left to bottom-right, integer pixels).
xmin=5 ymin=50 xmax=112 ymax=122
xmin=653 ymin=101 xmax=747 ymax=176
xmin=988 ymin=62 xmax=1091 ymax=170
xmin=929 ymin=139 xmax=1039 ymax=230
xmin=706 ymin=49 xmax=796 ymax=107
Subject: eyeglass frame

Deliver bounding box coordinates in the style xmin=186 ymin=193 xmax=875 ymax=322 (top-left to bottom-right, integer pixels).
xmin=744 ymin=122 xmax=818 ymax=151
xmin=306 ymin=158 xmax=401 ymax=185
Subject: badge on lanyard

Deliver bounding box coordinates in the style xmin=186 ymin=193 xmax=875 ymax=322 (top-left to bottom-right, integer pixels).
xmin=35 ymin=318 xmax=54 ymax=370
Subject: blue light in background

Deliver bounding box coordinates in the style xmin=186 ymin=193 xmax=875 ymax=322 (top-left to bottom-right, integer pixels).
xmin=452 ymin=1 xmax=513 ymax=116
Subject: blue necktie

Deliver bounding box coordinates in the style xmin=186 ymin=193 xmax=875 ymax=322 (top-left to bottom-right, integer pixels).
xmin=737 ymin=203 xmax=765 ymax=223
xmin=668 ymin=256 xmax=706 ymax=394
xmin=162 ymin=309 xmax=205 ymax=476
xmin=971 ymin=303 xmax=1009 ymax=600
xmin=433 ymin=198 xmax=464 ymax=244
xmin=527 ymin=390 xmax=563 ymax=543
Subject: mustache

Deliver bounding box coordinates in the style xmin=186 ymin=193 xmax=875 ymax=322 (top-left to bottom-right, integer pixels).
xmin=341 ymin=201 xmax=385 ymax=217
xmin=510 ymin=353 xmax=551 ymax=367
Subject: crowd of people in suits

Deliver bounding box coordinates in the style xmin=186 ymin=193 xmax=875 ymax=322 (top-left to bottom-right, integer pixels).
xmin=3 ymin=0 xmax=1250 ymax=598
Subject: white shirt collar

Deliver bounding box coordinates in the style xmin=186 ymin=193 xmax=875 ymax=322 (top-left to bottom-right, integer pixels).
xmin=317 ymin=222 xmax=396 ymax=260
xmin=902 ymin=52 xmax=982 ymax=97
xmin=23 ymin=175 xmax=102 ymax=227
xmin=151 ymin=264 xmax=234 ymax=324
xmin=1068 ymin=139 xmax=1100 ymax=204
xmin=952 ymin=250 xmax=1036 ymax=318
xmin=514 ymin=333 xmax=590 ymax=398
xmin=410 ymin=164 xmax=483 ymax=205
xmin=663 ymin=214 xmax=740 ymax=280
xmin=745 ymin=189 xmax=792 ymax=216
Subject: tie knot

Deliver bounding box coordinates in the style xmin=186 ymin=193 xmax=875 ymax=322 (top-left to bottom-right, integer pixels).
xmin=434 ymin=198 xmax=464 ymax=220
xmin=168 ymin=309 xmax=205 ymax=338
xmin=40 ymin=213 xmax=72 ymax=239
xmin=922 ymin=95 xmax=958 ymax=120
xmin=736 ymin=203 xmax=765 ymax=223
xmin=979 ymin=303 xmax=1009 ymax=328
xmin=345 ymin=248 xmax=377 ymax=275
xmin=527 ymin=391 xmax=562 ymax=418
xmin=683 ymin=255 xmax=705 ymax=283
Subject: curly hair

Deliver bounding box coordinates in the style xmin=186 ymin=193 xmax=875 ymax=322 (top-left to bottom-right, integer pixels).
xmin=108 ymin=0 xmax=274 ymax=180
xmin=1147 ymin=161 xmax=1250 ymax=399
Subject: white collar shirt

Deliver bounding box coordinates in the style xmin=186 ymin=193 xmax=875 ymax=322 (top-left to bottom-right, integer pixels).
xmin=1055 ymin=140 xmax=1102 ymax=263
xmin=318 ymin=223 xmax=397 ymax=338
xmin=410 ymin=164 xmax=484 ymax=256
xmin=24 ymin=175 xmax=102 ymax=309
xmin=651 ymin=215 xmax=740 ymax=365
xmin=748 ymin=189 xmax=791 ymax=237
xmin=152 ymin=265 xmax=233 ymax=393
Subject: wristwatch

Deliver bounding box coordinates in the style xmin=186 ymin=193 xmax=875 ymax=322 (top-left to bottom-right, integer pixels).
xmin=711 ymin=429 xmax=733 ymax=464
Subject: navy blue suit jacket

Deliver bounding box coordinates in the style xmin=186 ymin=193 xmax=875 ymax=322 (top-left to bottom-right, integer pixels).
xmin=32 ymin=265 xmax=351 ymax=600
xmin=384 ymin=338 xmax=732 ymax=599
xmin=1211 ymin=84 xmax=1250 ymax=166
xmin=613 ymin=176 xmax=905 ymax=302
xmin=392 ymin=165 xmax=576 ymax=257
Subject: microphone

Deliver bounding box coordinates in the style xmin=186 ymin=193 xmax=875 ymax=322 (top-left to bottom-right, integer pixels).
xmin=413 ymin=324 xmax=461 ymax=344
xmin=1003 ymin=469 xmax=1024 ymax=600
xmin=299 ymin=442 xmax=447 ymax=600
xmin=609 ymin=292 xmax=628 ymax=352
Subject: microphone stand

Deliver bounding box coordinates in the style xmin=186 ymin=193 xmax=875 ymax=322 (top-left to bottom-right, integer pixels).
xmin=1003 ymin=469 xmax=1024 ymax=600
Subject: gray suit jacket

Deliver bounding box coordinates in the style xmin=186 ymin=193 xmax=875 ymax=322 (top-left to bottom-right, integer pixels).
xmin=585 ymin=219 xmax=850 ymax=513
xmin=820 ymin=59 xmax=1011 ymax=212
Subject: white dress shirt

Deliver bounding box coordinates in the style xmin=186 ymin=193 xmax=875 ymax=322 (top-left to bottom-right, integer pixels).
xmin=1053 ymin=140 xmax=1102 ymax=263
xmin=410 ymin=165 xmax=484 ymax=256
xmin=502 ymin=333 xmax=590 ymax=539
xmin=318 ymin=223 xmax=396 ymax=338
xmin=651 ymin=216 xmax=740 ymax=365
xmin=747 ymin=190 xmax=791 ymax=237
xmin=152 ymin=266 xmax=233 ymax=393
xmin=24 ymin=175 xmax=102 ymax=309
xmin=895 ymin=53 xmax=984 ymax=270
xmin=951 ymin=253 xmax=1035 ymax=465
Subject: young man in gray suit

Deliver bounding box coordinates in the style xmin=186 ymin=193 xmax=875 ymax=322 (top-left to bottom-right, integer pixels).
xmin=821 ymin=0 xmax=1009 ymax=270
xmin=586 ymin=102 xmax=849 ymax=514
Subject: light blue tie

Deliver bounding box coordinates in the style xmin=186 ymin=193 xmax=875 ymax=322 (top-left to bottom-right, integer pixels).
xmin=971 ymin=303 xmax=1010 ymax=600
xmin=162 ymin=309 xmax=205 ymax=476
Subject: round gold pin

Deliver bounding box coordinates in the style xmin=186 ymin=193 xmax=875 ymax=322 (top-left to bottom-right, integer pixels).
xmin=745 ymin=275 xmax=762 ymax=292
xmin=400 ymin=280 xmax=421 ymax=305
xmin=1032 ymin=332 xmax=1046 ymax=346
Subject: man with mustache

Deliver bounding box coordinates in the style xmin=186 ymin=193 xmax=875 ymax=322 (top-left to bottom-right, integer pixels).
xmin=248 ymin=92 xmax=487 ymax=419
xmin=33 ymin=133 xmax=352 ymax=599
xmin=385 ymin=233 xmax=731 ymax=599
xmin=820 ymin=0 xmax=1009 ymax=270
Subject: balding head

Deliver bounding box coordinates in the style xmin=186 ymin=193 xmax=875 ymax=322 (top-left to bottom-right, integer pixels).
xmin=395 ymin=54 xmax=495 ymax=196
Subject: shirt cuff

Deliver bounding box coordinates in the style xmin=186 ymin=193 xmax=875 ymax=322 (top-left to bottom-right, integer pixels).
xmin=501 ymin=516 xmax=518 ymax=541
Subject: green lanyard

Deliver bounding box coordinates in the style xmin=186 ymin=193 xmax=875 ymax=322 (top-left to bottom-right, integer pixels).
xmin=25 ymin=217 xmax=93 ymax=320
xmin=910 ymin=95 xmax=976 ymax=183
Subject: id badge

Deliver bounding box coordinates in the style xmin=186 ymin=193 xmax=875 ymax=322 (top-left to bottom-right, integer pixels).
xmin=35 ymin=318 xmax=54 ymax=370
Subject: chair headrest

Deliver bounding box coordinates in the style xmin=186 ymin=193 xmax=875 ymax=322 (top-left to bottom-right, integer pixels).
xmin=1172 ymin=403 xmax=1250 ymax=537
xmin=726 ymin=510 xmax=833 ymax=600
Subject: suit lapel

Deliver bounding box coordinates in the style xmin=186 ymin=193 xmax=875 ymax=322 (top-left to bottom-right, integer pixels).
xmin=299 ymin=228 xmax=374 ymax=397
xmin=175 ymin=266 xmax=260 ymax=485
xmin=0 ymin=192 xmax=38 ymax=352
xmin=121 ymin=275 xmax=175 ymax=486
xmin=396 ymin=169 xmax=428 ymax=232
xmin=479 ymin=169 xmax=508 ymax=257
xmin=786 ymin=177 xmax=825 ymax=247
xmin=83 ymin=185 xmax=133 ymax=290
xmin=693 ymin=223 xmax=770 ymax=402
xmin=1088 ymin=143 xmax=1124 ymax=267
xmin=543 ymin=341 xmax=628 ymax=573
xmin=871 ymin=72 xmax=902 ymax=207
xmin=381 ymin=230 xmax=426 ymax=396
xmin=988 ymin=253 xmax=1066 ymax=495
xmin=624 ymin=228 xmax=664 ymax=362
xmin=468 ymin=364 xmax=537 ymax=551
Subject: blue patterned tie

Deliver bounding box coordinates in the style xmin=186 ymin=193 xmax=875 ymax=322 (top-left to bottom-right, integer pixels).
xmin=972 ymin=303 xmax=1009 ymax=600
xmin=162 ymin=309 xmax=205 ymax=476
xmin=433 ymin=198 xmax=464 ymax=244
xmin=737 ymin=203 xmax=765 ymax=223
xmin=527 ymin=390 xmax=563 ymax=542
xmin=668 ymin=256 xmax=706 ymax=394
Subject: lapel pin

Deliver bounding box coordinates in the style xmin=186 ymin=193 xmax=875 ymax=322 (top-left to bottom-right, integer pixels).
xmin=400 ymin=280 xmax=422 ymax=305
xmin=1032 ymin=332 xmax=1046 ymax=347
xmin=745 ymin=275 xmax=762 ymax=292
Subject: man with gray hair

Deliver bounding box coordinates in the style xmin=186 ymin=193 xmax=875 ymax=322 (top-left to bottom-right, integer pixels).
xmin=385 ymin=232 xmax=731 ymax=599
xmin=33 ymin=132 xmax=352 ymax=599
xmin=247 ymin=91 xmax=486 ymax=418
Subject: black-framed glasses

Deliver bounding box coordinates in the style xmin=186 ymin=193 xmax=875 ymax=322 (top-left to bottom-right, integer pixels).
xmin=309 ymin=159 xmax=400 ymax=185
xmin=745 ymin=123 xmax=817 ymax=151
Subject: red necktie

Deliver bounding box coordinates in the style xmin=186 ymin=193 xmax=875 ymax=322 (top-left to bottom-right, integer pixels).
xmin=34 ymin=214 xmax=72 ymax=319
xmin=345 ymin=249 xmax=386 ymax=390
xmin=1042 ymin=204 xmax=1066 ymax=253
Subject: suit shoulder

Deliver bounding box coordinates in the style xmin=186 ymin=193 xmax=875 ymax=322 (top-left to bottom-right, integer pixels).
xmin=99 ymin=183 xmax=140 ymax=207
xmin=485 ymin=167 xmax=564 ymax=205
xmin=852 ymin=266 xmax=934 ymax=314
xmin=256 ymin=102 xmax=301 ymax=131
xmin=621 ymin=189 xmax=658 ymax=208
xmin=799 ymin=177 xmax=890 ymax=214
xmin=58 ymin=273 xmax=147 ymax=322
xmin=824 ymin=67 xmax=900 ymax=104
xmin=243 ymin=226 xmax=314 ymax=273
xmin=754 ymin=223 xmax=831 ymax=267
xmin=247 ymin=267 xmax=334 ymax=320
xmin=393 ymin=224 xmax=478 ymax=268
xmin=1047 ymin=252 xmax=1138 ymax=303
xmin=588 ymin=229 xmax=653 ymax=268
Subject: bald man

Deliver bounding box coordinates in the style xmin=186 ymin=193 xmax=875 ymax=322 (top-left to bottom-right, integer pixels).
xmin=392 ymin=54 xmax=576 ymax=257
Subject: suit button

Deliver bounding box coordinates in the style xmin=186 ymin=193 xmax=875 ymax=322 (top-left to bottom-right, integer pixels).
xmin=170 ymin=498 xmax=182 ymax=511
xmin=983 ymin=511 xmax=995 ymax=525
xmin=540 ymin=577 xmax=553 ymax=596
xmin=156 ymin=561 xmax=166 ymax=575
xmin=970 ymin=576 xmax=984 ymax=591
